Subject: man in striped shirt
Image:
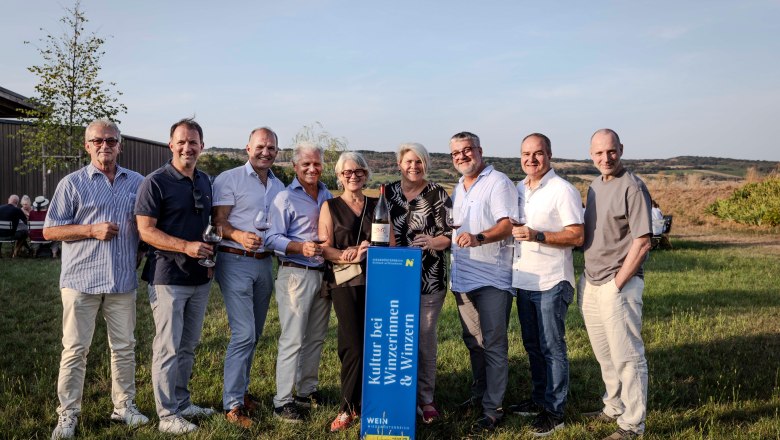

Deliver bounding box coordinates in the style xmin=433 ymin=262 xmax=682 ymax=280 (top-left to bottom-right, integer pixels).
xmin=45 ymin=119 xmax=149 ymax=439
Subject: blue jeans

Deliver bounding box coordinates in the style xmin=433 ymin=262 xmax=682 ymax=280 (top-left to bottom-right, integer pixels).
xmin=517 ymin=281 xmax=573 ymax=418
xmin=215 ymin=252 xmax=274 ymax=410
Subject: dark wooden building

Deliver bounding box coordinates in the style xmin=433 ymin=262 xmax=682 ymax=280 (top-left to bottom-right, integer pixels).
xmin=1 ymin=119 xmax=171 ymax=200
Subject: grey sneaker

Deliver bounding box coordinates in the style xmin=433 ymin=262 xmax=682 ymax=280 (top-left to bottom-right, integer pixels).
xmin=51 ymin=412 xmax=78 ymax=439
xmin=603 ymin=428 xmax=642 ymax=439
xmin=273 ymin=402 xmax=303 ymax=423
xmin=507 ymin=398 xmax=543 ymax=416
xmin=583 ymin=410 xmax=618 ymax=423
xmin=111 ymin=400 xmax=150 ymax=427
xmin=159 ymin=415 xmax=198 ymax=434
xmin=179 ymin=403 xmax=216 ymax=418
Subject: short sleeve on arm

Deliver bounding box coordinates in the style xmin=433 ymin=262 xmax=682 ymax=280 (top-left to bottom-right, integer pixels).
xmin=44 ymin=178 xmax=77 ymax=227
xmin=134 ymin=176 xmax=162 ymax=218
xmin=212 ymin=171 xmax=236 ymax=207
xmin=559 ymin=183 xmax=585 ymax=227
xmin=627 ymin=184 xmax=652 ymax=239
xmin=490 ymin=176 xmax=519 ymax=221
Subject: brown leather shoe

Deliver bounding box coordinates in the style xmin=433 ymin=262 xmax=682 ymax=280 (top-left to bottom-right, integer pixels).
xmin=226 ymin=406 xmax=253 ymax=428
xmin=243 ymin=393 xmax=261 ymax=414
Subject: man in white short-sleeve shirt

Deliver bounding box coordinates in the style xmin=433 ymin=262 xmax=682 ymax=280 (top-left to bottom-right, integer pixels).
xmin=448 ymin=131 xmax=519 ymax=434
xmin=506 ymin=133 xmax=584 ymax=437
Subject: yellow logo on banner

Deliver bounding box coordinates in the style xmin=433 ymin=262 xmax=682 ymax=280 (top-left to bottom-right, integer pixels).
xmin=405 ymin=259 xmax=414 ymax=267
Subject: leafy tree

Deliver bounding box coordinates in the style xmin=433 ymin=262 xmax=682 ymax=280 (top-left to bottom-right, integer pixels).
xmin=290 ymin=122 xmax=348 ymax=190
xmin=706 ymin=177 xmax=780 ymax=226
xmin=197 ymin=153 xmax=244 ymax=178
xmin=16 ymin=0 xmax=126 ymax=195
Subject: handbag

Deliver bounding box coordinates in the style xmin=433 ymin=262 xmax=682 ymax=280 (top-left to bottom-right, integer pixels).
xmin=332 ymin=199 xmax=367 ymax=285
xmin=333 ymin=262 xmax=362 ymax=285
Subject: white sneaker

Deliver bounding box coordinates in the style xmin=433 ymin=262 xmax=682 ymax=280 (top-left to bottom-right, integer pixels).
xmin=158 ymin=415 xmax=197 ymax=434
xmin=179 ymin=403 xmax=216 ymax=418
xmin=51 ymin=412 xmax=78 ymax=439
xmin=111 ymin=400 xmax=150 ymax=427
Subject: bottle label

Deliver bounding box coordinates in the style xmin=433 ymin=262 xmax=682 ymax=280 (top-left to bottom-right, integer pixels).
xmin=371 ymin=223 xmax=390 ymax=243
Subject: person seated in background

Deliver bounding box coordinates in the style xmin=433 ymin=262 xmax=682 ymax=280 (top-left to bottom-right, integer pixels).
xmin=30 ymin=196 xmax=59 ymax=258
xmin=651 ymin=200 xmax=664 ymax=236
xmin=21 ymin=195 xmax=32 ymax=220
xmin=0 ymin=194 xmax=28 ymax=257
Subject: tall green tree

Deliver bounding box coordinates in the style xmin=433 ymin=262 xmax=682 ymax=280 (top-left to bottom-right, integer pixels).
xmin=17 ymin=0 xmax=126 ymax=195
xmin=290 ymin=122 xmax=348 ymax=190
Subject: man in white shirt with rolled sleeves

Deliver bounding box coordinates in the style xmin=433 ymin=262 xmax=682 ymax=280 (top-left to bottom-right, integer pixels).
xmin=507 ymin=133 xmax=584 ymax=437
xmin=448 ymin=131 xmax=519 ymax=434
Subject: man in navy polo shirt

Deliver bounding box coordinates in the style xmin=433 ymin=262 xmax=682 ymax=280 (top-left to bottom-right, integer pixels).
xmin=135 ymin=118 xmax=216 ymax=435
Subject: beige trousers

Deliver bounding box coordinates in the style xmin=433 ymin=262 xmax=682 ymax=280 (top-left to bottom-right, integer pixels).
xmin=56 ymin=288 xmax=137 ymax=415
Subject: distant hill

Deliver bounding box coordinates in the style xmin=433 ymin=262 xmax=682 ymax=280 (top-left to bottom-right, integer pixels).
xmin=204 ymin=147 xmax=779 ymax=186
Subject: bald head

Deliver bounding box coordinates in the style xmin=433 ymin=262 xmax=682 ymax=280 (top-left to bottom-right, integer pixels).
xmin=590 ymin=128 xmax=625 ymax=179
xmin=8 ymin=195 xmax=19 ymax=205
xmin=590 ymin=128 xmax=621 ymax=146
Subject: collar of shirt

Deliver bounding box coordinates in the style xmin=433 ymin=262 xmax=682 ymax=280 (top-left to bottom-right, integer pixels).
xmin=458 ymin=164 xmax=494 ymax=190
xmin=288 ymin=176 xmax=329 ymax=196
xmin=86 ymin=163 xmax=127 ymax=181
xmin=523 ymin=168 xmax=557 ymax=194
xmin=244 ymin=161 xmax=278 ymax=181
xmin=164 ymin=160 xmax=202 ymax=181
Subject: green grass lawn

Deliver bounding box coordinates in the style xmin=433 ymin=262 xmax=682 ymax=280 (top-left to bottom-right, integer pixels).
xmin=1 ymin=239 xmax=779 ymax=439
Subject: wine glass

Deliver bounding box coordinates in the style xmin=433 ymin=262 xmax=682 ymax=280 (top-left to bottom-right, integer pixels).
xmin=253 ymin=210 xmax=271 ymax=252
xmin=445 ymin=206 xmax=462 ymax=230
xmin=409 ymin=211 xmax=426 ymax=247
xmin=199 ymin=224 xmax=222 ymax=267
xmin=309 ymin=225 xmax=325 ymax=265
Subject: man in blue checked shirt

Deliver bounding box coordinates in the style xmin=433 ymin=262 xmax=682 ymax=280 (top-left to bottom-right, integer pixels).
xmin=45 ymin=119 xmax=150 ymax=439
xmin=265 ymin=141 xmax=333 ymax=423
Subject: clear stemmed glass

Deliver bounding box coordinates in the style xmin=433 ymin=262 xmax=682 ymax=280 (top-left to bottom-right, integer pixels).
xmin=409 ymin=211 xmax=426 ymax=247
xmin=445 ymin=206 xmax=462 ymax=231
xmin=310 ymin=225 xmax=325 ymax=265
xmin=199 ymin=224 xmax=222 ymax=267
xmin=253 ymin=210 xmax=271 ymax=252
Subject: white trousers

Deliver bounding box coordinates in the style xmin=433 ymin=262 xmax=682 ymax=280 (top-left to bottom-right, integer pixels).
xmin=579 ymin=276 xmax=648 ymax=434
xmin=273 ymin=266 xmax=330 ymax=408
xmin=56 ymin=288 xmax=137 ymax=415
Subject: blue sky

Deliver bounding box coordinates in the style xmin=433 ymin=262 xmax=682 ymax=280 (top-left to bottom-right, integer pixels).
xmin=2 ymin=0 xmax=779 ymax=161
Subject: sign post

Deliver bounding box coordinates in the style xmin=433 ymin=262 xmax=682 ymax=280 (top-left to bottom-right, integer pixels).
xmin=361 ymin=247 xmax=422 ymax=440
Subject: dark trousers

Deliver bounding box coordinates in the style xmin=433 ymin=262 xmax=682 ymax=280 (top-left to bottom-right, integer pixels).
xmin=331 ymin=285 xmax=366 ymax=413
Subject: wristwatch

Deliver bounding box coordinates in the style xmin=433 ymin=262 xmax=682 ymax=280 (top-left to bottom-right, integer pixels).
xmin=476 ymin=233 xmax=486 ymax=244
xmin=535 ymin=231 xmax=546 ymax=243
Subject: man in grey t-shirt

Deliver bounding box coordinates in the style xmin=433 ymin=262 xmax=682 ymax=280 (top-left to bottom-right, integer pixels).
xmin=579 ymin=129 xmax=652 ymax=440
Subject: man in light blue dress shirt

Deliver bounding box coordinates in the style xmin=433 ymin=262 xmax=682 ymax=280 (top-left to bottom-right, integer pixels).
xmin=212 ymin=127 xmax=285 ymax=427
xmin=448 ymin=131 xmax=519 ymax=434
xmin=45 ymin=119 xmax=149 ymax=439
xmin=265 ymin=141 xmax=333 ymax=422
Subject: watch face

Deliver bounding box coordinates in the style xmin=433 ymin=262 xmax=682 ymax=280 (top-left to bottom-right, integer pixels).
xmin=477 ymin=233 xmax=485 ymax=242
xmin=536 ymin=232 xmax=545 ymax=242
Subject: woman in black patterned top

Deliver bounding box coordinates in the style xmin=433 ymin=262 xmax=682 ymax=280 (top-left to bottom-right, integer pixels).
xmin=385 ymin=142 xmax=452 ymax=424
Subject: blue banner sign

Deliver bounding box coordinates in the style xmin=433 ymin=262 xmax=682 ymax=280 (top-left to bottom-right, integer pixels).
xmin=361 ymin=247 xmax=422 ymax=440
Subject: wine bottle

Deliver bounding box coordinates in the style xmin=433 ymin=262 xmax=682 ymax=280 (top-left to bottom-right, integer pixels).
xmin=371 ymin=184 xmax=390 ymax=246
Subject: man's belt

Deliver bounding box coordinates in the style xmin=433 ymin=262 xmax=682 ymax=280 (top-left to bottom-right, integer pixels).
xmin=279 ymin=260 xmax=324 ymax=272
xmin=217 ymin=245 xmax=271 ymax=260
